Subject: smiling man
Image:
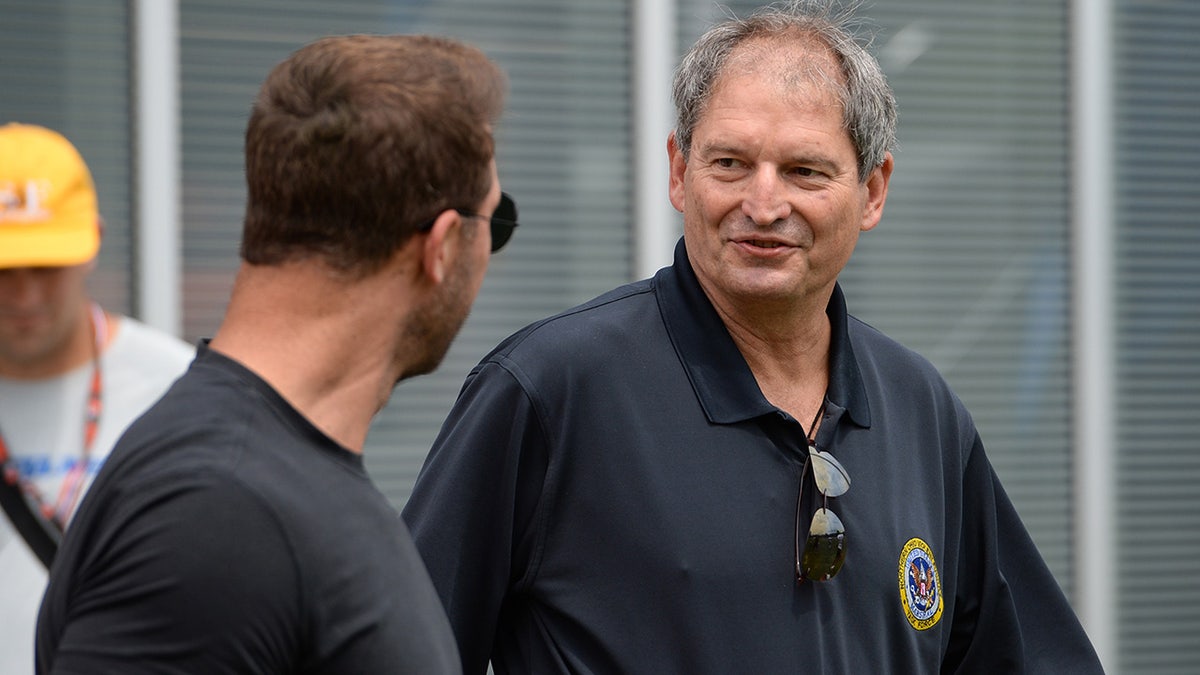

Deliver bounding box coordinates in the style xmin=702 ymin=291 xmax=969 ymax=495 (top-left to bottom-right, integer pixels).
xmin=403 ymin=1 xmax=1103 ymax=673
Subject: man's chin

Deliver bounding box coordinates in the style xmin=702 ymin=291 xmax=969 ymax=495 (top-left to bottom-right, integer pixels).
xmin=395 ymin=338 xmax=454 ymax=384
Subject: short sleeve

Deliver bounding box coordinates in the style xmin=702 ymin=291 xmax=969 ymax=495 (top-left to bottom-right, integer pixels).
xmin=39 ymin=473 xmax=302 ymax=674
xmin=942 ymin=436 xmax=1103 ymax=674
xmin=403 ymin=358 xmax=550 ymax=675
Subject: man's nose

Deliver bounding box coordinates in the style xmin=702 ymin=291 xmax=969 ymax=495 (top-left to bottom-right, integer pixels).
xmin=0 ymin=268 xmax=45 ymax=308
xmin=741 ymin=168 xmax=791 ymax=225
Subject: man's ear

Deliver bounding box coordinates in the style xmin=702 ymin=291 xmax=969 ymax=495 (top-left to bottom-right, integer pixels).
xmin=667 ymin=132 xmax=686 ymax=213
xmin=418 ymin=210 xmax=462 ymax=285
xmin=860 ymin=152 xmax=894 ymax=233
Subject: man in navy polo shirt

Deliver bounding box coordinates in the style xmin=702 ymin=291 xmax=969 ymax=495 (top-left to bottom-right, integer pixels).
xmin=403 ymin=2 xmax=1104 ymax=673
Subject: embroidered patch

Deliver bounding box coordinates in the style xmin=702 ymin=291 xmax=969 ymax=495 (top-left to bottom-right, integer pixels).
xmin=898 ymin=537 xmax=943 ymax=630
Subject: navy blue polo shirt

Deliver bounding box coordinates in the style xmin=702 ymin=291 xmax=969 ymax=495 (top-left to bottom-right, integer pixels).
xmin=404 ymin=238 xmax=1102 ymax=674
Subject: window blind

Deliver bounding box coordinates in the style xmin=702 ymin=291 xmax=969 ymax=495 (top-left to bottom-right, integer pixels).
xmin=1114 ymin=2 xmax=1200 ymax=671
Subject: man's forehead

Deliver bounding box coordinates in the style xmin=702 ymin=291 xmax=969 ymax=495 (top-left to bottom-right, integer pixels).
xmin=718 ymin=37 xmax=843 ymax=97
xmin=700 ymin=44 xmax=844 ymax=131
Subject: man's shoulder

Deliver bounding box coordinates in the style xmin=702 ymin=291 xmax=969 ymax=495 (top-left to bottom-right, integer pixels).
xmin=845 ymin=313 xmax=973 ymax=423
xmin=846 ymin=314 xmax=943 ymax=377
xmin=121 ymin=358 xmax=359 ymax=489
xmin=107 ymin=357 xmax=262 ymax=471
xmin=495 ymin=278 xmax=656 ymax=351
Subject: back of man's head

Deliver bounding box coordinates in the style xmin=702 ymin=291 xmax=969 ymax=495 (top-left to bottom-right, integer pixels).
xmin=0 ymin=123 xmax=99 ymax=270
xmin=240 ymin=34 xmax=507 ymax=279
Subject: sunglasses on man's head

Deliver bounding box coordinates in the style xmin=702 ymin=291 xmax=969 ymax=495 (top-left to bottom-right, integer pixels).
xmin=795 ymin=442 xmax=850 ymax=583
xmin=418 ymin=192 xmax=519 ymax=253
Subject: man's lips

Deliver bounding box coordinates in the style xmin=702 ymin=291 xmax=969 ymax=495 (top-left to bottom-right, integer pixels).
xmin=742 ymin=239 xmax=787 ymax=248
xmin=731 ymin=237 xmax=796 ymax=253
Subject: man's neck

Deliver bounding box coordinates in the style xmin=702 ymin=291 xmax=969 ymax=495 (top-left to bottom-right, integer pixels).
xmin=730 ymin=313 xmax=830 ymax=423
xmin=707 ymin=289 xmax=833 ymax=424
xmin=207 ymin=262 xmax=414 ymax=453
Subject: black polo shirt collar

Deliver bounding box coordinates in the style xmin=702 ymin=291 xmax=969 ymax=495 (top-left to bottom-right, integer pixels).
xmin=654 ymin=237 xmax=871 ymax=428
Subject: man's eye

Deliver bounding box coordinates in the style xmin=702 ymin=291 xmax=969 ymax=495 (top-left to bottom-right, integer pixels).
xmin=791 ymin=166 xmax=817 ymax=177
xmin=715 ymin=158 xmax=739 ymax=168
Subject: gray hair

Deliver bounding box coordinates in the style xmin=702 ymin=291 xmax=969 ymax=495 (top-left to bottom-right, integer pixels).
xmin=672 ymin=0 xmax=896 ymax=182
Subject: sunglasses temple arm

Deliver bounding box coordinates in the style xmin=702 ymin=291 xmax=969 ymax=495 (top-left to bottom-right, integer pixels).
xmin=794 ymin=458 xmax=811 ymax=580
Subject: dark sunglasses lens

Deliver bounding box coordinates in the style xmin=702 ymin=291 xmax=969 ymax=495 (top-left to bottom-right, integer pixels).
xmin=490 ymin=221 xmax=514 ymax=252
xmin=489 ymin=192 xmax=519 ymax=253
xmin=800 ymin=507 xmax=846 ymax=581
xmin=495 ymin=192 xmax=517 ymax=222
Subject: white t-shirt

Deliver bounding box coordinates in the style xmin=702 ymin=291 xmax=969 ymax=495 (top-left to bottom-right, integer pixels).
xmin=0 ymin=315 xmax=194 ymax=675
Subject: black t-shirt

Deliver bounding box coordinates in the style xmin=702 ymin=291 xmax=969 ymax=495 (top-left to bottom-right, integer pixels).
xmin=37 ymin=346 xmax=460 ymax=674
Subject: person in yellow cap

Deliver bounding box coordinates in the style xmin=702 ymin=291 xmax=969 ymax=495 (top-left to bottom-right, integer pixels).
xmin=0 ymin=122 xmax=195 ymax=675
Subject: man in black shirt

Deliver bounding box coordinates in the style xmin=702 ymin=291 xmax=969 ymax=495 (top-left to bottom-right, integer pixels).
xmin=37 ymin=34 xmax=514 ymax=674
xmin=403 ymin=2 xmax=1103 ymax=673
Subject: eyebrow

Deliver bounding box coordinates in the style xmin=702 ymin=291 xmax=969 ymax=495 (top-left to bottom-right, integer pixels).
xmin=696 ymin=143 xmax=744 ymax=159
xmin=698 ymin=142 xmax=842 ymax=173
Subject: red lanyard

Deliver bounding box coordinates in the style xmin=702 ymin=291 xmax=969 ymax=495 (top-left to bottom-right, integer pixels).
xmin=0 ymin=303 xmax=106 ymax=531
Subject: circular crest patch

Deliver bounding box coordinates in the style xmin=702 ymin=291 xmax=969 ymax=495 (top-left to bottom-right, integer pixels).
xmin=898 ymin=537 xmax=943 ymax=630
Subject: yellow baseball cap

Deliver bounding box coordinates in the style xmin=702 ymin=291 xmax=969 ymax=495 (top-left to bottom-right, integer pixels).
xmin=0 ymin=123 xmax=100 ymax=269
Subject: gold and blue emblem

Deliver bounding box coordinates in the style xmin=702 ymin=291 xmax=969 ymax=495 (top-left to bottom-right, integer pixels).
xmin=898 ymin=537 xmax=943 ymax=630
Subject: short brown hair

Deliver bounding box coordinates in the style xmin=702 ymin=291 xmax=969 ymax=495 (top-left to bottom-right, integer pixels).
xmin=241 ymin=34 xmax=506 ymax=276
